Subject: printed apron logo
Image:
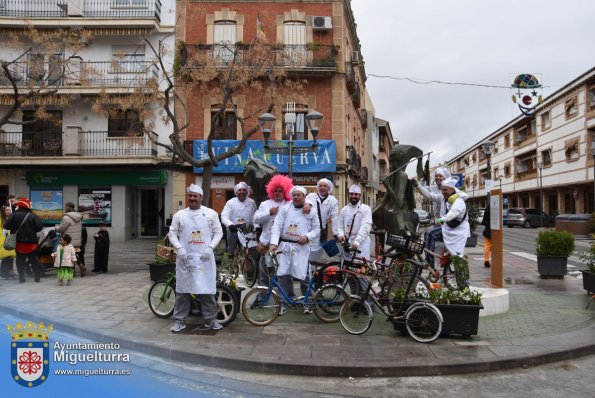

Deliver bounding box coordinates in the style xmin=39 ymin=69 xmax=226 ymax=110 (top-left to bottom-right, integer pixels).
xmin=8 ymin=321 xmax=52 ymax=388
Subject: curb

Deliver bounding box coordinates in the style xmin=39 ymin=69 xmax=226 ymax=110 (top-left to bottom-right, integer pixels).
xmin=2 ymin=303 xmax=594 ymax=377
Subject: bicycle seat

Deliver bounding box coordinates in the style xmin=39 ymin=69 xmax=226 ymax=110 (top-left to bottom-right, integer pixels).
xmin=405 ymin=259 xmax=426 ymax=268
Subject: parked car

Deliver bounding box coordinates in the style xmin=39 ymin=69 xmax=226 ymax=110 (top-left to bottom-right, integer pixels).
xmin=506 ymin=208 xmax=553 ymax=228
xmin=414 ymin=209 xmax=432 ymax=226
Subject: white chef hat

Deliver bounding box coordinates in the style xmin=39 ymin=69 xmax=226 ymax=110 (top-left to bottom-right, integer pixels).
xmin=317 ymin=178 xmax=333 ymax=194
xmin=187 ymin=184 xmax=203 ymax=196
xmin=234 ymin=182 xmax=249 ymax=195
xmin=290 ymin=185 xmax=307 ymax=196
xmin=435 ymin=166 xmax=451 ymax=179
xmin=348 ymin=184 xmax=362 ymax=194
xmin=441 ymin=178 xmax=457 ymax=188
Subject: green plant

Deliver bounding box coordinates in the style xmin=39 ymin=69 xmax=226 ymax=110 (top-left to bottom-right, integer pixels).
xmin=536 ymin=230 xmax=575 ymax=257
xmin=428 ymin=287 xmax=482 ymax=305
xmin=467 ymin=205 xmax=480 ymax=234
xmin=578 ymin=243 xmax=595 ymax=273
xmin=216 ymin=251 xmax=241 ymax=290
xmin=452 ymin=255 xmax=470 ymax=290
xmin=591 ymin=212 xmax=595 ymax=233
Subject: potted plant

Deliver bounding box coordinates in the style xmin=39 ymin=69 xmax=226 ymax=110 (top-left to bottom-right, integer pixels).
xmin=215 ymin=249 xmax=245 ymax=303
xmin=535 ymin=230 xmax=575 ymax=279
xmin=579 ymin=243 xmax=595 ymax=294
xmin=465 ymin=205 xmax=480 ymax=247
xmin=148 ymin=238 xmax=176 ymax=282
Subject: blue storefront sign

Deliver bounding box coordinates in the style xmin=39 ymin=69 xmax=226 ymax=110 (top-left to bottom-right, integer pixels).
xmin=193 ymin=140 xmax=337 ymax=174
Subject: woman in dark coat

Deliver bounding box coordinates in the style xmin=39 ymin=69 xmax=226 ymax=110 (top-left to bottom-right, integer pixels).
xmin=93 ymin=223 xmax=110 ymax=272
xmin=5 ymin=198 xmax=44 ymax=282
xmin=481 ymin=202 xmax=491 ymax=268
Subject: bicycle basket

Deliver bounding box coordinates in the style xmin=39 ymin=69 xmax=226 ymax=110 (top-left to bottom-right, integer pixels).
xmin=386 ymin=234 xmax=424 ymax=254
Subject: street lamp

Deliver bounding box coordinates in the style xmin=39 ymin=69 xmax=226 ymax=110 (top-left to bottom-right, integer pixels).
xmin=537 ymin=162 xmax=543 ymax=228
xmin=481 ymin=140 xmax=495 ymax=207
xmin=258 ymin=103 xmax=324 ymax=179
xmin=471 ymin=181 xmax=476 ymax=206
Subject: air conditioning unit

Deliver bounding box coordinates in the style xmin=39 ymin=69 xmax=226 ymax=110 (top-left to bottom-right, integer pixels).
xmin=312 ymin=16 xmax=332 ymax=30
xmin=351 ymin=51 xmax=361 ymax=65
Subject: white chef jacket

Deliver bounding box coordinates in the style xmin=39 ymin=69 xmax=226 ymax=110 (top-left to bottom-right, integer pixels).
xmin=221 ymin=197 xmax=257 ymax=227
xmin=253 ymin=199 xmax=289 ymax=245
xmin=338 ymin=201 xmax=373 ymax=260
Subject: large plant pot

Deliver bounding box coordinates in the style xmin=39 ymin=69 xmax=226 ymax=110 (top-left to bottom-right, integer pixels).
xmin=582 ymin=270 xmax=595 ymax=294
xmin=392 ymin=302 xmax=483 ymax=338
xmin=537 ymin=256 xmax=567 ymax=279
xmin=148 ymin=262 xmax=175 ymax=282
xmin=465 ymin=234 xmax=478 ymax=247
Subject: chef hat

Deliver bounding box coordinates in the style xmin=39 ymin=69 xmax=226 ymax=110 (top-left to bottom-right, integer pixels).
xmin=14 ymin=197 xmax=32 ymax=209
xmin=290 ymin=185 xmax=307 ymax=196
xmin=234 ymin=182 xmax=249 ymax=195
xmin=441 ymin=178 xmax=457 ymax=188
xmin=348 ymin=184 xmax=362 ymax=194
xmin=317 ymin=178 xmax=333 ymax=194
xmin=435 ymin=166 xmax=451 ymax=179
xmin=187 ymin=184 xmax=203 ymax=196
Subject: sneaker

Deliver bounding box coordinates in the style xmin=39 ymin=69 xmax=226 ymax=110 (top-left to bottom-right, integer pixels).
xmin=484 ymin=261 xmax=491 ymax=268
xmin=303 ymin=305 xmax=313 ymax=314
xmin=204 ymin=320 xmax=223 ymax=330
xmin=170 ymin=322 xmax=186 ymax=333
xmin=278 ymin=306 xmax=287 ymax=316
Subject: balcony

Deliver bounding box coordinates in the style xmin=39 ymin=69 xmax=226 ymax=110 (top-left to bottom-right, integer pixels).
xmin=0 ymin=0 xmax=161 ymax=22
xmin=0 ymin=130 xmax=157 ymax=158
xmin=184 ymin=44 xmax=337 ymax=74
xmin=345 ymin=62 xmax=356 ymax=94
xmin=0 ymin=60 xmax=159 ymax=91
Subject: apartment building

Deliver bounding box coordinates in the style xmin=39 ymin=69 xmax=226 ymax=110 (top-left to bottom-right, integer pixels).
xmin=447 ymin=67 xmax=595 ymax=216
xmin=0 ymin=0 xmax=176 ymax=240
xmin=175 ymin=0 xmax=372 ymax=212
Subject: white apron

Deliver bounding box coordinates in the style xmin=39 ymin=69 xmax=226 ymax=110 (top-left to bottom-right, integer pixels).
xmin=441 ymin=200 xmax=470 ymax=256
xmin=342 ymin=206 xmax=371 ymax=260
xmin=277 ymin=208 xmax=312 ymax=281
xmin=175 ymin=212 xmax=216 ymax=295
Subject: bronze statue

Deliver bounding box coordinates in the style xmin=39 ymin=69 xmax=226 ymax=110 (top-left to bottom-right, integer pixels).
xmin=373 ymin=145 xmax=425 ymax=237
xmin=243 ymin=159 xmax=278 ymax=206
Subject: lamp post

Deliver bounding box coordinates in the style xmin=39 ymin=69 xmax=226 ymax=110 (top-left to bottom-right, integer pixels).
xmin=537 ymin=162 xmax=543 ymax=228
xmin=258 ymin=103 xmax=324 ymax=179
xmin=592 ymin=140 xmax=595 ymax=213
xmin=481 ymin=140 xmax=495 ymax=205
xmin=471 ymin=181 xmax=476 ymax=206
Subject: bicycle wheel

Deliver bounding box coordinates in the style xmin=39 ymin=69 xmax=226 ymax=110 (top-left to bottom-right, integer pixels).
xmin=339 ymin=297 xmax=374 ymax=335
xmin=148 ymin=281 xmax=176 ymax=319
xmin=215 ymin=284 xmax=239 ymax=326
xmin=241 ymin=287 xmax=280 ymax=326
xmin=386 ymin=273 xmax=431 ymax=313
xmin=313 ymin=285 xmax=349 ymax=323
xmin=405 ymin=302 xmax=442 ymax=343
xmin=242 ymin=255 xmax=258 ymax=288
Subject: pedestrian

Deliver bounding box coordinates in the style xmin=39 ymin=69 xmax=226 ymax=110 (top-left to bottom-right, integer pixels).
xmin=221 ymin=182 xmax=257 ymax=254
xmin=304 ymin=178 xmax=340 ymax=260
xmin=52 ymin=234 xmax=77 ymax=286
xmin=269 ymin=185 xmax=319 ymax=314
xmin=481 ymin=202 xmax=491 ymax=268
xmin=55 ymin=202 xmax=86 ymax=277
xmin=0 ymin=204 xmax=16 ymax=279
xmin=433 ymin=178 xmax=470 ymax=258
xmin=337 ymin=185 xmax=373 ymax=260
xmin=168 ymin=184 xmax=224 ymax=332
xmin=5 ymin=198 xmax=44 ymax=283
xmin=92 ymin=222 xmax=110 ymax=272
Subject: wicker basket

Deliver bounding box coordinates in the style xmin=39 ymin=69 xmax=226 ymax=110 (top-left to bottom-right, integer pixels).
xmin=156 ymin=244 xmax=177 ymax=263
xmin=386 ymin=234 xmax=424 ymax=254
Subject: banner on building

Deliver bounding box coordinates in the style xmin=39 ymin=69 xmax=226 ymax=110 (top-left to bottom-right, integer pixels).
xmin=78 ymin=188 xmax=112 ymax=226
xmin=31 ymin=189 xmax=63 ymax=225
xmin=192 ymin=140 xmax=337 ymax=174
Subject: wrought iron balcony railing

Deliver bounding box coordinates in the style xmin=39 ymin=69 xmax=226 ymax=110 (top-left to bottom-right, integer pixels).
xmin=0 ymin=0 xmax=161 ymax=21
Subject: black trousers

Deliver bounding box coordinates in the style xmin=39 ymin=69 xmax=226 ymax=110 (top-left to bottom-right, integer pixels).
xmin=16 ymin=251 xmax=42 ymax=282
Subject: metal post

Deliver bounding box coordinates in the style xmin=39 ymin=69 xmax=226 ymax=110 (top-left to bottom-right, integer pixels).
xmin=538 ymin=162 xmax=543 ymax=228
xmin=288 ymin=139 xmax=294 ymax=179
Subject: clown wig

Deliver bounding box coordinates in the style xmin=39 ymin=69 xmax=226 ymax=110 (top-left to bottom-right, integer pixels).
xmin=265 ymin=175 xmax=294 ymax=201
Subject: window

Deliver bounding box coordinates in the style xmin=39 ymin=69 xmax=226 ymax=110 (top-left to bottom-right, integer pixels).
xmin=210 ymin=110 xmax=237 ymax=139
xmin=565 ymin=96 xmax=578 ymax=119
xmin=213 ymin=21 xmax=237 ymax=63
xmin=515 ymin=125 xmax=530 ymax=145
xmin=472 ymin=153 xmax=477 ymax=163
xmin=27 ymin=53 xmax=63 ymax=85
xmin=112 ymin=45 xmax=145 ymax=72
xmin=22 ymin=110 xmax=63 ymax=155
xmin=283 ymin=104 xmax=310 ymax=140
xmin=493 ymin=167 xmax=499 ymax=179
xmin=283 ymin=21 xmax=307 ymax=65
xmin=108 ymin=109 xmax=143 ymax=138
xmin=504 ymin=162 xmax=511 ymax=177
xmin=464 ymin=156 xmax=469 ymax=166
xmin=589 ymin=85 xmax=595 ymax=112
xmin=541 ymin=148 xmax=552 ymax=166
xmin=113 ymin=0 xmax=147 ymax=7
xmin=564 ymin=138 xmax=579 ymax=162
xmin=504 ymin=134 xmax=510 ymax=148
xmin=541 ymin=110 xmax=551 ymax=131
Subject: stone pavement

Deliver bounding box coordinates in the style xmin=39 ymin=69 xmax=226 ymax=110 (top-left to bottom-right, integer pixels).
xmin=0 ymin=237 xmax=593 ymax=377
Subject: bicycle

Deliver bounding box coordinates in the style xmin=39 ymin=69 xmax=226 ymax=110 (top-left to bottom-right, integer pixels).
xmin=236 ymin=226 xmax=259 ymax=287
xmin=148 ymin=271 xmax=239 ymax=326
xmin=241 ymin=251 xmax=350 ymax=325
xmin=339 ymin=257 xmax=443 ymax=343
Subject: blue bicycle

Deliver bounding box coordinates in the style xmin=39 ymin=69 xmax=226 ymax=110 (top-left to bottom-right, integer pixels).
xmin=241 ymin=251 xmax=349 ymax=325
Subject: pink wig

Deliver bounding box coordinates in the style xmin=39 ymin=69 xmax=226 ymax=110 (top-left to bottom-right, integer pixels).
xmin=265 ymin=175 xmax=294 ymax=201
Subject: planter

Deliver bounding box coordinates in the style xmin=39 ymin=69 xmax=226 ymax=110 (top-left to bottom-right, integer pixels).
xmin=537 ymin=256 xmax=567 ymax=279
xmin=392 ymin=302 xmax=483 ymax=338
xmin=582 ymin=270 xmax=595 ymax=294
xmin=465 ymin=234 xmax=478 ymax=247
xmin=148 ymin=262 xmax=175 ymax=282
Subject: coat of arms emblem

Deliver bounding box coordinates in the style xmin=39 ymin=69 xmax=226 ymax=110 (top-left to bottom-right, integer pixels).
xmin=8 ymin=321 xmax=52 ymax=387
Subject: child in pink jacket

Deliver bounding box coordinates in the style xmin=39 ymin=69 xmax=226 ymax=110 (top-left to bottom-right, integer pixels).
xmin=52 ymin=234 xmax=77 ymax=286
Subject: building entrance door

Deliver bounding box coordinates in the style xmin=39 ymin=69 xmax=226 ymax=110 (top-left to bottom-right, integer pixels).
xmin=140 ymin=188 xmax=159 ymax=237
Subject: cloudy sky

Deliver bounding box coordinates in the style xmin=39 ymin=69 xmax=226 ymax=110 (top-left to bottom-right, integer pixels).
xmin=351 ymin=0 xmax=595 ymax=167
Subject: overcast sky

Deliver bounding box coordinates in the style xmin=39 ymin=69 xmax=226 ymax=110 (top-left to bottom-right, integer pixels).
xmin=351 ymin=0 xmax=595 ymax=168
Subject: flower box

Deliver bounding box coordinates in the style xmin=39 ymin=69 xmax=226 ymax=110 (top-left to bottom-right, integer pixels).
xmin=582 ymin=270 xmax=595 ymax=295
